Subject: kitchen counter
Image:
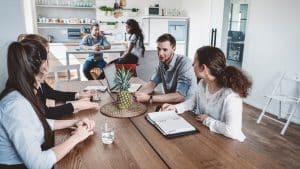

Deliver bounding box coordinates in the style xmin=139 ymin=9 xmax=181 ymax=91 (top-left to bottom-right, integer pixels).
xmin=142 ymin=15 xmax=189 ymax=19
xmin=49 ymin=42 xmax=155 ymax=51
xmin=49 ymin=41 xmax=127 ymax=46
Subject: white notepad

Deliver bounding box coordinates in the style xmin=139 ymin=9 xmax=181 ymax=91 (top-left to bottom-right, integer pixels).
xmin=146 ymin=111 xmax=197 ymax=137
xmin=128 ymin=83 xmax=142 ymax=93
xmin=84 ymin=85 xmax=107 ymax=92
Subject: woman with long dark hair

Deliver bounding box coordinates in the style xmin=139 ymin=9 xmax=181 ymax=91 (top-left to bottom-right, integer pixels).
xmin=117 ymin=19 xmax=145 ymax=64
xmin=0 ymin=39 xmax=95 ymax=168
xmin=162 ymin=46 xmax=252 ymax=142
xmin=18 ymin=34 xmax=98 ymax=119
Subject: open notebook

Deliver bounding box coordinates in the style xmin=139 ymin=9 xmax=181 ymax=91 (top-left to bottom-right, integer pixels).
xmin=146 ymin=111 xmax=198 ymax=138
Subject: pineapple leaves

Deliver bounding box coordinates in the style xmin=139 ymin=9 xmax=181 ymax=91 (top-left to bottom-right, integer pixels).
xmin=114 ymin=66 xmax=132 ymax=91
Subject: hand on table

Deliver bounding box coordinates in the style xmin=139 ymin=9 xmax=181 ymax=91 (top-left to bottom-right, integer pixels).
xmin=160 ymin=103 xmax=177 ymax=113
xmin=72 ymin=98 xmax=99 ymax=113
xmin=134 ymin=92 xmax=150 ymax=103
xmin=195 ymin=114 xmax=208 ymax=122
xmin=78 ymin=90 xmax=96 ymax=99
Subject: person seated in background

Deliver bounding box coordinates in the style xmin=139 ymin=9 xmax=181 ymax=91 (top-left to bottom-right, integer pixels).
xmin=161 ymin=46 xmax=252 ymax=142
xmin=80 ymin=22 xmax=111 ymax=80
xmin=134 ymin=33 xmax=197 ymax=104
xmin=115 ymin=19 xmax=145 ymax=64
xmin=0 ymin=39 xmax=95 ymax=168
xmin=18 ymin=34 xmax=98 ymax=119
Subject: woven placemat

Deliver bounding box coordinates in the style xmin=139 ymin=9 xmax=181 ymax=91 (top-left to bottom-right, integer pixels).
xmin=100 ymin=102 xmax=147 ymax=118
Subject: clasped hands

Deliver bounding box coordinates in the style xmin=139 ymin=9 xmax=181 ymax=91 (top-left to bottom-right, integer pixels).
xmin=70 ymin=118 xmax=96 ymax=142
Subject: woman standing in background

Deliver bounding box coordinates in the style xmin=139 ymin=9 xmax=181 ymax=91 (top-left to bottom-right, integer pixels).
xmin=116 ymin=19 xmax=145 ymax=64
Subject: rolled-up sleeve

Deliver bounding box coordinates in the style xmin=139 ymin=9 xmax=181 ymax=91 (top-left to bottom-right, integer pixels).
xmin=175 ymin=62 xmax=195 ymax=97
xmin=150 ymin=67 xmax=162 ymax=85
xmin=2 ymin=99 xmax=56 ymax=169
xmin=80 ymin=35 xmax=88 ymax=45
xmin=129 ymin=34 xmax=137 ymax=44
xmin=101 ymin=36 xmax=111 ymax=46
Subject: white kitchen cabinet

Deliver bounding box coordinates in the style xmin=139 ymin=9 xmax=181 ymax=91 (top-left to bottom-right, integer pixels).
xmin=142 ymin=16 xmax=189 ymax=56
xmin=142 ymin=17 xmax=168 ymax=48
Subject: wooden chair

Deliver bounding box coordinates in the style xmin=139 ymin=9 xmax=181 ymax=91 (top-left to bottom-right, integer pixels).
xmin=256 ymin=72 xmax=300 ymax=135
xmin=90 ymin=67 xmax=103 ymax=80
xmin=49 ymin=64 xmax=81 ymax=81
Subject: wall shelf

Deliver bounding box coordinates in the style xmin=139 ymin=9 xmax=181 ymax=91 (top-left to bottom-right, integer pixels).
xmin=37 ymin=22 xmax=91 ymax=25
xmin=36 ymin=5 xmax=95 ymax=9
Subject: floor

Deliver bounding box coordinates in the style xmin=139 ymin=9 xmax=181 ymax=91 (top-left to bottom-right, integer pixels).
xmin=47 ymin=51 xmax=300 ymax=169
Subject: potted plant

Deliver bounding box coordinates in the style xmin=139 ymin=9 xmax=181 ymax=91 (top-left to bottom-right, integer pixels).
xmin=99 ymin=6 xmax=114 ymax=16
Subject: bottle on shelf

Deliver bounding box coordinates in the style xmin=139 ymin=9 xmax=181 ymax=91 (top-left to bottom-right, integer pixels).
xmin=113 ymin=0 xmax=119 ymax=10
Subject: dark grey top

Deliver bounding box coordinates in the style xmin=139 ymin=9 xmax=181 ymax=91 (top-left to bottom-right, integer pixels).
xmin=150 ymin=54 xmax=197 ymax=98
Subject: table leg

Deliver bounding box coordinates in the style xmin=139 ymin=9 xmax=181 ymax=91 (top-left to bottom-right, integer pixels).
xmin=66 ymin=52 xmax=70 ymax=80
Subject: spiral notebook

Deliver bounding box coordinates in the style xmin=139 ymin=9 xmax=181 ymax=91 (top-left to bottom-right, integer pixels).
xmin=146 ymin=111 xmax=198 ymax=138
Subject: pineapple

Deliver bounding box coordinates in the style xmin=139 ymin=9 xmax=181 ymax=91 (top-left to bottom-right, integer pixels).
xmin=115 ymin=66 xmax=132 ymax=109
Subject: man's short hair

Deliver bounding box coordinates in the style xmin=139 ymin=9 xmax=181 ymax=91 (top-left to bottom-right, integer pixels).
xmin=156 ymin=33 xmax=176 ymax=47
xmin=91 ymin=22 xmax=99 ymax=29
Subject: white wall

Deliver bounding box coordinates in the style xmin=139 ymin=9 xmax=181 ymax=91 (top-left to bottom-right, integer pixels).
xmin=182 ymin=0 xmax=300 ymax=124
xmin=181 ymin=0 xmax=211 ymax=59
xmin=242 ymin=0 xmax=300 ymax=123
xmin=0 ymin=0 xmax=27 ymax=93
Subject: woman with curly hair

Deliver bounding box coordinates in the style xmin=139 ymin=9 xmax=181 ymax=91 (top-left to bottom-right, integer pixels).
xmin=162 ymin=46 xmax=252 ymax=142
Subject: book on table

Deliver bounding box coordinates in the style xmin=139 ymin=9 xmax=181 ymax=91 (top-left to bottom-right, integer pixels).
xmin=146 ymin=111 xmax=198 ymax=138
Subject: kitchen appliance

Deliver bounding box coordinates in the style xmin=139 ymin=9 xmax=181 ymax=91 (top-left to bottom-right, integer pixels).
xmin=145 ymin=7 xmax=160 ymax=15
xmin=168 ymin=20 xmax=189 ymax=56
xmin=67 ymin=28 xmax=81 ymax=39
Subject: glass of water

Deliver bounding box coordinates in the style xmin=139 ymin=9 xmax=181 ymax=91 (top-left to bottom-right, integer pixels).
xmin=101 ymin=123 xmax=115 ymax=144
xmin=92 ymin=90 xmax=101 ymax=102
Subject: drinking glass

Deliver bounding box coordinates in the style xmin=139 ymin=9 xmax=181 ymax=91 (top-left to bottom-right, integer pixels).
xmin=101 ymin=123 xmax=115 ymax=144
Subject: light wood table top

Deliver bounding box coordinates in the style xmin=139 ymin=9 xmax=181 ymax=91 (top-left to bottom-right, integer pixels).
xmin=55 ymin=79 xmax=280 ymax=169
xmin=55 ymin=80 xmax=167 ymax=169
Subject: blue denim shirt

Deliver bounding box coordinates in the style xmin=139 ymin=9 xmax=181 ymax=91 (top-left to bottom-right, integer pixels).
xmin=0 ymin=91 xmax=56 ymax=168
xmin=151 ymin=54 xmax=197 ymax=98
xmin=80 ymin=34 xmax=110 ymax=60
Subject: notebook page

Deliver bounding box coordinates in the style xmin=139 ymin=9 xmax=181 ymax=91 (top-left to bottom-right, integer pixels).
xmin=128 ymin=83 xmax=142 ymax=93
xmin=84 ymin=85 xmax=107 ymax=92
xmin=156 ymin=117 xmax=195 ymax=135
xmin=147 ymin=111 xmax=178 ymax=122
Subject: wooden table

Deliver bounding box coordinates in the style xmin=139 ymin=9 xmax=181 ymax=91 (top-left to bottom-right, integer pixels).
xmin=55 ymin=79 xmax=283 ymax=169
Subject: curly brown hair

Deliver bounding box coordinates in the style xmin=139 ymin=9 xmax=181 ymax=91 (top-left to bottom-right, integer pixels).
xmin=196 ymin=46 xmax=252 ymax=97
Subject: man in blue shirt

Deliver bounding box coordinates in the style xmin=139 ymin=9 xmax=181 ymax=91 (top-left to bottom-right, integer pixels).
xmin=80 ymin=23 xmax=111 ymax=80
xmin=134 ymin=33 xmax=197 ymax=104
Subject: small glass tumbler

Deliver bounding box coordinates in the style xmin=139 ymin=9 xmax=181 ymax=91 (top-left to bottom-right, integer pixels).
xmin=91 ymin=89 xmax=101 ymax=102
xmin=101 ymin=123 xmax=115 ymax=144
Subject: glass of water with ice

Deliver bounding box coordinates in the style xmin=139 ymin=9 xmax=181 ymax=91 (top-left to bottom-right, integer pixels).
xmin=101 ymin=123 xmax=114 ymax=144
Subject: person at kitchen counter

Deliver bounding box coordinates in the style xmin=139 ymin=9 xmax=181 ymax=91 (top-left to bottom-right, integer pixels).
xmin=80 ymin=22 xmax=111 ymax=80
xmin=115 ymin=19 xmax=145 ymax=64
xmin=134 ymin=33 xmax=197 ymax=104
